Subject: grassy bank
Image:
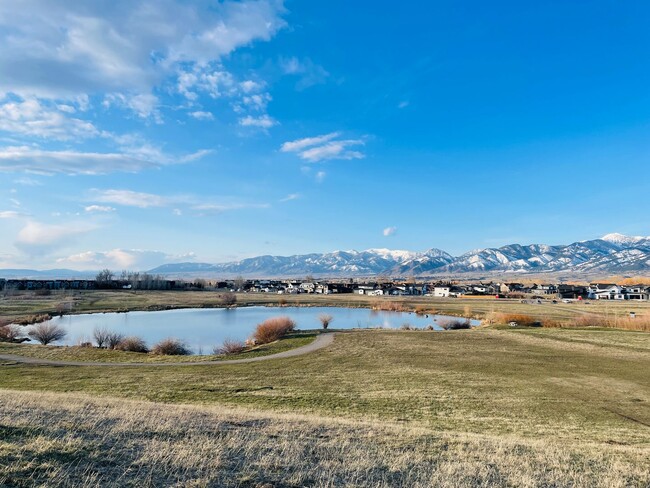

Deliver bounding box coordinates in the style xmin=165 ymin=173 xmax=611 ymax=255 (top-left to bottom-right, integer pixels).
xmin=1 ymin=328 xmax=648 ymax=444
xmin=0 ymin=332 xmax=317 ymax=364
xmin=1 ymin=389 xmax=647 ymax=488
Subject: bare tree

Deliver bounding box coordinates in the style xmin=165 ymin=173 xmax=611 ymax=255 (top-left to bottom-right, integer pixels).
xmin=93 ymin=327 xmax=111 ymax=348
xmin=28 ymin=323 xmax=67 ymax=345
xmin=106 ymin=332 xmax=125 ymax=350
xmin=222 ymin=292 xmax=237 ymax=307
xmin=95 ymin=269 xmax=114 ymax=288
xmin=319 ymin=314 xmax=334 ymax=330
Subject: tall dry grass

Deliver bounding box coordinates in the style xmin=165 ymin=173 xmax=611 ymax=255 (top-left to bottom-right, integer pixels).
xmin=486 ymin=312 xmax=541 ymax=327
xmin=373 ymin=300 xmax=406 ymax=312
xmin=0 ymin=389 xmax=647 ymax=487
xmin=563 ymin=315 xmax=650 ymax=332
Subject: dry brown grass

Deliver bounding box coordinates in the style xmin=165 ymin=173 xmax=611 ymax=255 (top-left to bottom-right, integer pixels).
xmin=372 ymin=300 xmax=406 ymax=312
xmin=564 ymin=315 xmax=650 ymax=332
xmin=12 ymin=314 xmax=51 ymax=326
xmin=0 ymin=389 xmax=647 ymax=488
xmin=487 ymin=312 xmax=541 ymax=327
xmin=252 ymin=316 xmax=296 ymax=344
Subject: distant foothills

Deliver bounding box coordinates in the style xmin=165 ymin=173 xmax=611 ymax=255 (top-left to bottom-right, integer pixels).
xmin=2 ymin=233 xmax=650 ymax=280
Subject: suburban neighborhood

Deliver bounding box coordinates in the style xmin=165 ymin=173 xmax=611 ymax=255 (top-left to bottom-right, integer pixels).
xmin=2 ymin=277 xmax=649 ymax=301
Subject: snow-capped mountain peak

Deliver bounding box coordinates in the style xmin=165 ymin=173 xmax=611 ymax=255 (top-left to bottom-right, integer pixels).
xmin=601 ymin=233 xmax=648 ymax=245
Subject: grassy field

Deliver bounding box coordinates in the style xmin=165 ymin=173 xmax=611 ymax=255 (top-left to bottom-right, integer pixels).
xmin=1 ymin=292 xmax=649 ymax=486
xmin=1 ymin=389 xmax=648 ymax=488
xmin=0 ymin=332 xmax=317 ymax=364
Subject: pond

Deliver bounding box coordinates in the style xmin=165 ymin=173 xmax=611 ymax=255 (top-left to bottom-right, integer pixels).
xmin=44 ymin=306 xmax=480 ymax=354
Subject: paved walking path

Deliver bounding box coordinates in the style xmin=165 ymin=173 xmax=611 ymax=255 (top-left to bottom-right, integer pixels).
xmin=0 ymin=333 xmax=335 ymax=367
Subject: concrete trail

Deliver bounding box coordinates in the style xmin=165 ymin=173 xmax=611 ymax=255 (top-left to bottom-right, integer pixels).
xmin=0 ymin=333 xmax=335 ymax=367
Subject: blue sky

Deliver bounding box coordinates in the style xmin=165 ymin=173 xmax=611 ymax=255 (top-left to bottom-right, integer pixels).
xmin=1 ymin=0 xmax=649 ymax=270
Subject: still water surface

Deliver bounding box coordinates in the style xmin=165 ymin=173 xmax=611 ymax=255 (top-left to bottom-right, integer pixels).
xmin=48 ymin=306 xmax=479 ymax=353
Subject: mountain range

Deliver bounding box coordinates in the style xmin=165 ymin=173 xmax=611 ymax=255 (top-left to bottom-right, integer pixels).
xmin=148 ymin=233 xmax=650 ymax=278
xmin=2 ymin=233 xmax=649 ymax=280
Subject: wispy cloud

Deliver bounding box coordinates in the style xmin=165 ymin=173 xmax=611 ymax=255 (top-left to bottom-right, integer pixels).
xmin=90 ymin=190 xmax=170 ymax=208
xmin=84 ymin=205 xmax=116 ymax=213
xmin=281 ymin=133 xmax=365 ymax=162
xmin=239 ymin=114 xmax=277 ymax=129
xmin=280 ymin=57 xmax=329 ymax=89
xmin=0 ymin=210 xmax=27 ymax=219
xmin=281 ymin=132 xmax=340 ymax=153
xmin=280 ymin=193 xmax=301 ymax=202
xmin=0 ymin=146 xmax=210 ymax=175
xmin=383 ymin=226 xmax=397 ymax=237
xmin=89 ymin=189 xmax=270 ymax=214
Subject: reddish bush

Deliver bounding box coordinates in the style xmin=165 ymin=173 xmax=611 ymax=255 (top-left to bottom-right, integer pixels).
xmin=151 ymin=338 xmax=190 ymax=356
xmin=114 ymin=336 xmax=149 ymax=353
xmin=252 ymin=316 xmax=295 ymax=344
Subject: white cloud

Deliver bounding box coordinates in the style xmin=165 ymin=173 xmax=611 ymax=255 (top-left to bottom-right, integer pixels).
xmin=316 ymin=171 xmax=326 ymax=182
xmin=84 ymin=205 xmax=115 ymax=213
xmin=15 ymin=220 xmax=96 ymax=254
xmin=383 ymin=226 xmax=397 ymax=237
xmin=0 ymin=1 xmax=287 ymax=101
xmin=189 ymin=111 xmax=214 ymax=121
xmin=280 ymin=193 xmax=300 ymax=202
xmin=281 ymin=133 xmax=365 ymax=162
xmin=0 ymin=145 xmax=210 ymax=175
xmin=192 ymin=202 xmax=270 ymax=214
xmin=398 ymin=101 xmax=410 ymax=109
xmin=239 ymin=114 xmax=277 ymax=129
xmin=299 ymin=140 xmax=364 ymax=163
xmin=89 ymin=189 xmax=269 ymax=214
xmin=0 ymin=210 xmax=25 ymax=219
xmin=56 ymin=249 xmax=197 ymax=271
xmin=281 ymin=132 xmax=340 ymax=153
xmin=91 ymin=190 xmax=170 ymax=208
xmin=0 ymin=98 xmax=99 ymax=140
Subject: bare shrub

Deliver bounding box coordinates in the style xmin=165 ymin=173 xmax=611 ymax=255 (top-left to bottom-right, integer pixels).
xmin=319 ymin=314 xmax=333 ymax=330
xmin=253 ymin=316 xmax=295 ymax=344
xmin=439 ymin=319 xmax=472 ymax=330
xmin=214 ymin=338 xmax=247 ymax=355
xmin=93 ymin=327 xmax=112 ymax=348
xmin=114 ymin=336 xmax=149 ymax=353
xmin=28 ymin=322 xmax=67 ymax=345
xmin=278 ymin=298 xmax=288 ymax=306
xmin=0 ymin=324 xmax=21 ymax=342
xmin=400 ymin=323 xmax=413 ymax=331
xmin=151 ymin=338 xmax=191 ymax=356
xmin=222 ymin=292 xmax=237 ymax=307
xmin=106 ymin=332 xmax=125 ymax=350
